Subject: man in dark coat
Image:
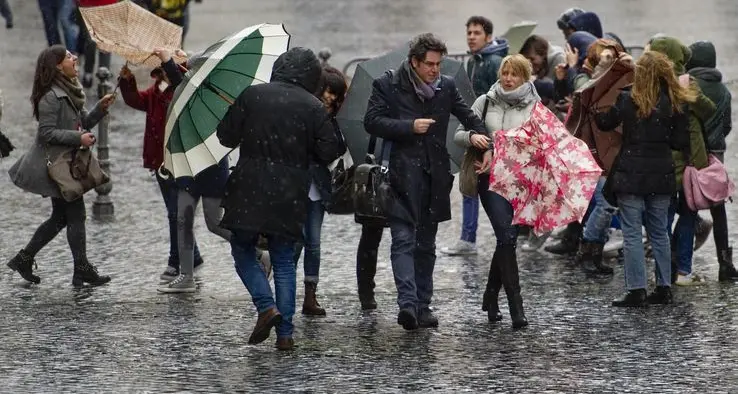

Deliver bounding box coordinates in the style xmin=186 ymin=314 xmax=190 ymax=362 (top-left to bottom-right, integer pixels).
xmin=364 ymin=33 xmax=486 ymax=330
xmin=216 ymin=47 xmax=345 ymax=350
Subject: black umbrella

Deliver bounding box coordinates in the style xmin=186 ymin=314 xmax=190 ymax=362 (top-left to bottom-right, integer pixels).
xmin=336 ymin=45 xmax=476 ymax=172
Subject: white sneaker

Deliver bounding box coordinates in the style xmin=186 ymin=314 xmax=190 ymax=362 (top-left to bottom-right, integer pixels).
xmin=157 ymin=273 xmax=196 ymax=293
xmin=675 ymin=273 xmax=704 ymax=286
xmin=440 ymin=240 xmax=477 ymax=256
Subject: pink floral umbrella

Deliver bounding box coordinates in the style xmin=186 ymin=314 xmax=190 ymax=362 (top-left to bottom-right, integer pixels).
xmin=489 ymin=102 xmax=601 ymax=236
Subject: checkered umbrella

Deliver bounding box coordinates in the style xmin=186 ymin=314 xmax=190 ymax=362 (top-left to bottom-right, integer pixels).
xmin=79 ymin=0 xmax=185 ymax=68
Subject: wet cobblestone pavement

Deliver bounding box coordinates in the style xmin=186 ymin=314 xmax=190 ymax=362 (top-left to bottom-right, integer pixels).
xmin=2 ymin=0 xmax=738 ymax=392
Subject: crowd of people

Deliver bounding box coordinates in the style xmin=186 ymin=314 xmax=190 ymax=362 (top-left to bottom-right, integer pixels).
xmin=2 ymin=5 xmax=735 ymax=351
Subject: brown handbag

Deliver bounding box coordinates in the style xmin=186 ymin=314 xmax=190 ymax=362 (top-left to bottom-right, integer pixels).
xmin=47 ymin=147 xmax=110 ymax=202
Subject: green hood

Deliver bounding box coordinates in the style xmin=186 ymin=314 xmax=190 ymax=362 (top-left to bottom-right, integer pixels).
xmin=650 ymin=37 xmax=691 ymax=75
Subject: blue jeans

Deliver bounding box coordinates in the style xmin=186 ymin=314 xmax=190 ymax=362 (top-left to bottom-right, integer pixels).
xmin=37 ymin=0 xmax=78 ymax=50
xmin=460 ymin=195 xmax=479 ymax=243
xmin=668 ymin=192 xmax=697 ymax=275
xmin=618 ymin=194 xmax=672 ymax=290
xmin=156 ymin=171 xmax=201 ymax=268
xmin=583 ymin=177 xmax=617 ymax=244
xmin=477 ymin=174 xmax=517 ymax=246
xmin=294 ymin=200 xmax=325 ymax=284
xmin=232 ymin=230 xmax=296 ymax=338
xmin=389 ymin=172 xmax=437 ymax=311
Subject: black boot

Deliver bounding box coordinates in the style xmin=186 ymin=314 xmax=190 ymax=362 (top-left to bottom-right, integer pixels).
xmin=544 ymin=222 xmax=582 ymax=255
xmin=6 ymin=249 xmax=41 ymax=284
xmin=718 ymin=247 xmax=738 ymax=282
xmin=481 ymin=250 xmax=503 ymax=322
xmin=580 ymin=242 xmax=613 ymax=274
xmin=612 ymin=289 xmax=647 ymax=307
xmin=498 ymin=245 xmax=528 ymax=329
xmin=72 ymin=261 xmax=111 ymax=287
xmin=646 ymin=286 xmax=673 ymax=305
xmin=357 ymin=266 xmax=377 ymax=310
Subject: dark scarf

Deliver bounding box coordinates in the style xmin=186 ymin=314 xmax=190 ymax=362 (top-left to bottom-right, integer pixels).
xmin=403 ymin=60 xmax=440 ymax=101
xmin=54 ymin=74 xmax=86 ymax=112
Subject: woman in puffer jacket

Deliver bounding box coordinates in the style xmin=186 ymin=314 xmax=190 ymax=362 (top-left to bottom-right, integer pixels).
xmin=455 ymin=54 xmax=540 ymax=329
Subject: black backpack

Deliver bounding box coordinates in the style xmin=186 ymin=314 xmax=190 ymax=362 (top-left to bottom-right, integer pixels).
xmin=352 ymin=135 xmax=391 ymax=227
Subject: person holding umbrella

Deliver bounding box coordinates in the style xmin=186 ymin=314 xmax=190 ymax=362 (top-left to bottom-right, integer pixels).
xmin=364 ymin=33 xmax=486 ymax=330
xmin=216 ymin=47 xmax=345 ymax=350
xmin=455 ymin=54 xmax=541 ymax=328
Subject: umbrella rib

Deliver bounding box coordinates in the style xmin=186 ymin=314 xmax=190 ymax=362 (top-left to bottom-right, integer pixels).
xmin=192 ymin=88 xmax=219 ymax=165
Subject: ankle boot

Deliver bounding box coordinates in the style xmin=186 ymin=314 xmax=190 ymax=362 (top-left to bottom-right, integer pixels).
xmin=7 ymin=249 xmax=41 ymax=284
xmin=482 ymin=250 xmax=503 ymax=322
xmin=498 ymin=245 xmax=528 ymax=329
xmin=302 ymin=281 xmax=326 ymax=316
xmin=72 ymin=261 xmax=111 ymax=287
xmin=581 ymin=242 xmax=613 ymax=274
xmin=718 ymin=247 xmax=738 ymax=282
xmin=544 ymin=222 xmax=582 ymax=255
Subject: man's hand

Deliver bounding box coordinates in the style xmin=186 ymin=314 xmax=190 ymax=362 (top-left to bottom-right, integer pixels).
xmin=413 ymin=118 xmax=435 ymax=134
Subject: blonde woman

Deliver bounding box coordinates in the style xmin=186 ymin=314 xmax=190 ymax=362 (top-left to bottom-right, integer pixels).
xmin=455 ymin=54 xmax=540 ymax=328
xmin=595 ymin=51 xmax=695 ymax=307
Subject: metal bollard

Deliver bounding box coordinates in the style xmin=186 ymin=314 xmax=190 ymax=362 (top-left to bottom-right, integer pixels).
xmin=318 ymin=47 xmax=332 ymax=66
xmin=92 ymin=67 xmax=114 ymax=220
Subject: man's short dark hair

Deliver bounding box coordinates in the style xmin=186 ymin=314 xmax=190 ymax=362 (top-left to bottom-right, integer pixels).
xmin=466 ymin=16 xmax=494 ymax=36
xmin=408 ymin=33 xmax=448 ymax=62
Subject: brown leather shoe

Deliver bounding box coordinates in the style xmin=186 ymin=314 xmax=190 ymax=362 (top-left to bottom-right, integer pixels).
xmin=248 ymin=307 xmax=282 ymax=345
xmin=302 ymin=281 xmax=326 ymax=316
xmin=275 ymin=337 xmax=294 ymax=351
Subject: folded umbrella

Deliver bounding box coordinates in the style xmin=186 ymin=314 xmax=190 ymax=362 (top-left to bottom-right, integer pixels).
xmin=163 ymin=23 xmax=290 ymax=178
xmin=336 ymin=44 xmax=475 ymax=172
xmin=490 ymin=102 xmax=601 ymax=235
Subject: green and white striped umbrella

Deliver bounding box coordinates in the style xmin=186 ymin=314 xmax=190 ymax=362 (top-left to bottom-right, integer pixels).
xmin=163 ymin=23 xmax=290 ymax=178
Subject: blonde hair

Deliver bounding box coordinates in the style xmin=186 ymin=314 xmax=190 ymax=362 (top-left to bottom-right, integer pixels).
xmin=631 ymin=51 xmax=698 ymax=119
xmin=498 ymin=54 xmax=533 ymax=82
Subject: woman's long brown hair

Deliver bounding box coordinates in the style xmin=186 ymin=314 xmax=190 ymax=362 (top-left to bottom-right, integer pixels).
xmin=631 ymin=51 xmax=698 ymax=119
xmin=31 ymin=45 xmax=67 ymax=120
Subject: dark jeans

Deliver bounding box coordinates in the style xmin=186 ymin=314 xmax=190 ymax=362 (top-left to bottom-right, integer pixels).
xmin=357 ymin=224 xmax=383 ymax=297
xmin=156 ymin=171 xmax=201 ymax=268
xmin=477 ymin=174 xmax=517 ymax=246
xmin=389 ymin=172 xmax=438 ymax=311
xmin=24 ymin=197 xmax=87 ymax=264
